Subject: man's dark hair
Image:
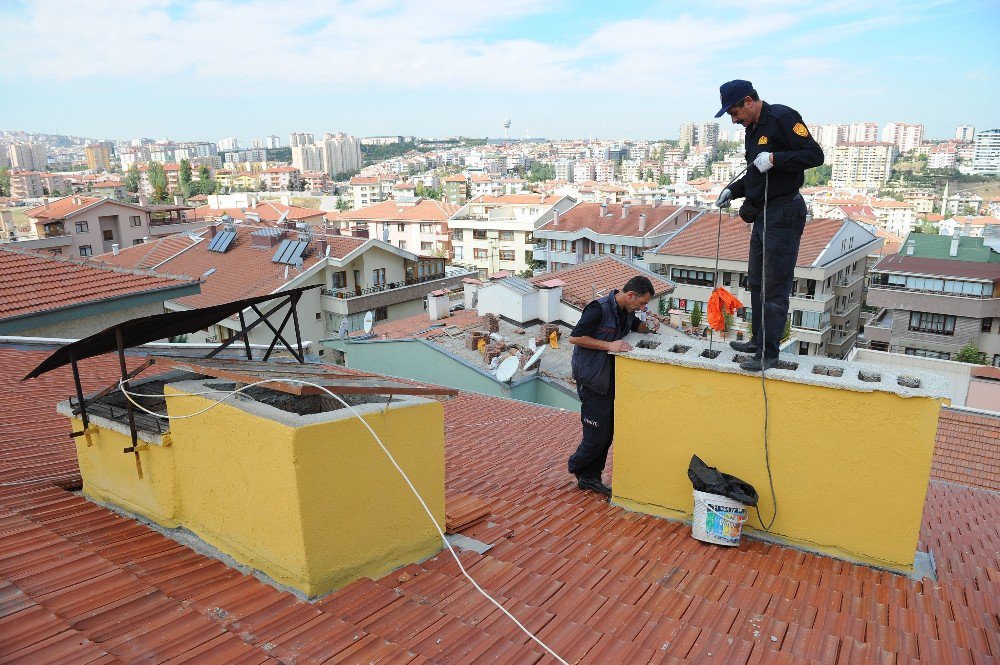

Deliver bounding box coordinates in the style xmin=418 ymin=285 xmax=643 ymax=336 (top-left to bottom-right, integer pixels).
xmin=623 ymin=276 xmax=655 ymax=297
xmin=747 ymin=89 xmax=760 ymax=101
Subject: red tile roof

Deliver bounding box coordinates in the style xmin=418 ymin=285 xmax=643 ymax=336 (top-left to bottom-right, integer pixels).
xmin=1 ymin=347 xmax=998 ymax=664
xmin=330 ymin=199 xmax=458 ymax=222
xmin=538 ymin=203 xmax=684 ymax=238
xmin=931 ymin=407 xmax=1000 ymax=492
xmin=0 ymin=246 xmax=197 ymax=323
xmin=24 ymin=196 xmax=104 ymax=221
xmin=656 ymin=215 xmax=849 ymax=267
xmin=362 ymin=309 xmax=483 ymax=340
xmin=530 ymin=257 xmax=673 ymax=309
xmin=192 ymin=200 xmax=326 ymax=224
xmin=472 ymin=195 xmax=562 ymax=206
xmin=95 ymin=226 xmax=363 ymax=309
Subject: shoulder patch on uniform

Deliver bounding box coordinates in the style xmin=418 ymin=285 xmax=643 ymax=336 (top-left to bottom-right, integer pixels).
xmin=793 ymin=123 xmax=809 ymax=137
xmin=757 ymin=136 xmax=768 ymax=145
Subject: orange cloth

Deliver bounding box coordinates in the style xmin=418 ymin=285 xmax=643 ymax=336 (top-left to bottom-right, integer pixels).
xmin=707 ymin=287 xmax=743 ymax=332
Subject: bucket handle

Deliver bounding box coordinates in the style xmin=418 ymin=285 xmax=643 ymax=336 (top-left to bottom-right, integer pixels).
xmin=704 ymin=502 xmax=748 ymax=526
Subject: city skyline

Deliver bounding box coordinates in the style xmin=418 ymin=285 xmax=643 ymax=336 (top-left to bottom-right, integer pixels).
xmin=1 ymin=0 xmax=998 ymax=141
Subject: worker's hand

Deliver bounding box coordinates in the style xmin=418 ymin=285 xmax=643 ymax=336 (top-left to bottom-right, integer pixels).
xmin=753 ymin=152 xmax=773 ymax=173
xmin=607 ymin=339 xmax=633 ymax=353
xmin=646 ymin=318 xmax=660 ymax=333
xmin=715 ymin=188 xmax=733 ymax=208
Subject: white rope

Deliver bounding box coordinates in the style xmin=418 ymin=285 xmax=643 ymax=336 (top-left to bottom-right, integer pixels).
xmin=118 ymin=377 xmax=570 ymax=665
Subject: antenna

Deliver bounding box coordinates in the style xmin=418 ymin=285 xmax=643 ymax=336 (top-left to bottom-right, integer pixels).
xmin=495 ymin=355 xmax=518 ymax=382
xmin=523 ymin=345 xmax=546 ymax=371
xmin=363 ymin=310 xmax=374 ymax=333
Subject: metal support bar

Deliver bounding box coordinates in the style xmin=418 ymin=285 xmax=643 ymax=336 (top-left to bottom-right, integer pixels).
xmin=116 ymin=327 xmax=143 ymax=479
xmin=238 ymin=310 xmax=253 ymax=360
xmin=259 ymin=304 xmax=298 ymax=362
xmin=290 ymin=292 xmax=304 ymax=361
xmin=70 ymin=351 xmax=89 ymax=431
xmin=205 ymin=297 xmax=291 ymax=360
xmin=72 ymin=358 xmax=154 ymax=416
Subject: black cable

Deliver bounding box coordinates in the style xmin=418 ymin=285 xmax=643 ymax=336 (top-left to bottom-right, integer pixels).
xmin=755 ymin=171 xmax=778 ymax=532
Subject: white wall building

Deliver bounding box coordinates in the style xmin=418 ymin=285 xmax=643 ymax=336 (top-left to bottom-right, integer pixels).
xmin=830 ymin=143 xmax=897 ymax=190
xmin=882 ymin=123 xmax=924 ymax=154
xmin=972 ymin=129 xmax=1000 ymax=175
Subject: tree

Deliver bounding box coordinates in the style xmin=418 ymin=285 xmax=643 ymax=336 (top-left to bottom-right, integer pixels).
xmin=782 ymin=316 xmax=792 ymax=342
xmin=645 ymin=168 xmax=655 ymax=181
xmin=666 ymin=297 xmax=675 ymax=311
xmin=147 ymin=162 xmax=167 ymax=199
xmin=0 ymin=168 xmax=10 ymax=197
xmin=195 ymin=165 xmax=216 ymax=196
xmin=124 ymin=164 xmax=140 ymax=193
xmin=335 ymin=197 xmax=350 ymax=211
xmin=723 ymin=311 xmax=735 ymax=332
xmin=804 ymin=164 xmax=832 ymax=186
xmin=955 ymin=341 xmax=986 ymax=364
xmin=690 ymin=302 xmax=702 ymax=328
xmin=658 ymin=173 xmax=670 ymax=186
xmin=528 ymin=162 xmax=555 ymax=182
xmin=658 ymin=297 xmax=667 ymax=315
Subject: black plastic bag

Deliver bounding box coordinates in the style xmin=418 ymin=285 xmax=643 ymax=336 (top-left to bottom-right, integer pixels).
xmin=688 ymin=455 xmax=759 ymax=506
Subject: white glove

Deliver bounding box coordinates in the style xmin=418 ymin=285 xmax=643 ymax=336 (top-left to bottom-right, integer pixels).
xmin=715 ymin=188 xmax=732 ymax=208
xmin=754 ymin=152 xmax=773 ymax=173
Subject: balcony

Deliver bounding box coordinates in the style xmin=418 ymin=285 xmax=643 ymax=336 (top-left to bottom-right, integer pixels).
xmin=834 ymin=274 xmax=863 ymax=293
xmin=828 ymin=329 xmax=858 ymax=348
xmin=321 ymin=269 xmax=475 ymax=315
xmin=532 ymin=243 xmax=548 ymax=261
xmin=867 ymin=286 xmax=1000 ymax=319
xmin=831 ymin=301 xmax=861 ymax=320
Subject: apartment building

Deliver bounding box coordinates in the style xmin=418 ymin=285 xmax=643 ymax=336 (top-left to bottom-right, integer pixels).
xmin=650 ymin=215 xmax=879 ymax=357
xmin=9 ymin=171 xmax=44 ymax=198
xmin=450 ymin=194 xmax=576 ymax=276
xmin=849 ymin=122 xmax=880 ymax=143
xmin=329 ymin=197 xmax=457 ymax=257
xmin=973 ymin=129 xmax=1000 ymax=175
xmin=830 ymin=143 xmax=898 ymax=190
xmin=865 ymin=233 xmax=1000 ymax=365
xmin=554 ymin=159 xmax=575 ymax=182
xmin=679 ymin=122 xmax=720 ymax=150
xmin=40 ymin=173 xmax=72 ymax=197
xmin=956 ymin=125 xmax=976 ymax=142
xmin=260 ymin=166 xmax=301 ymax=191
xmin=870 ymin=199 xmax=918 ymax=236
xmin=533 ymin=201 xmax=700 ymax=272
xmin=927 ymin=143 xmax=958 ymax=169
xmin=882 ymin=123 xmax=924 ymax=153
xmin=443 ymin=176 xmax=468 ymax=206
xmin=21 ymin=196 xmax=201 ymax=257
xmin=289 ymin=133 xmax=362 ymax=178
xmin=7 ymin=142 xmax=47 ymax=171
xmin=85 ymin=144 xmax=112 ymax=172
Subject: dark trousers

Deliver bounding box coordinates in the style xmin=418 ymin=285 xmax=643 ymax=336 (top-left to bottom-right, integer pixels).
xmin=568 ymin=384 xmax=615 ymax=479
xmin=746 ymin=195 xmax=807 ymax=359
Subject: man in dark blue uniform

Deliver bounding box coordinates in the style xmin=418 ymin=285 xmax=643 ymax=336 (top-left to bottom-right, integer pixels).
xmin=714 ymin=80 xmax=824 ymax=371
xmin=568 ymin=276 xmax=659 ymax=495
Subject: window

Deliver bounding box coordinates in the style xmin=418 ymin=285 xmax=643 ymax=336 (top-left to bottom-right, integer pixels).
xmin=499 ymin=250 xmax=515 ymax=262
xmin=419 ymin=223 xmax=433 ymax=234
xmin=499 ymin=231 xmax=515 ymax=242
xmin=671 ymin=268 xmax=715 ymax=287
xmin=908 ymin=311 xmax=955 ymax=335
xmin=79 ymin=245 xmax=93 ymax=257
xmin=375 ymin=306 xmax=388 ymax=321
xmin=474 ymin=229 xmax=488 ymax=240
xmin=723 ymin=272 xmax=732 ymax=286
xmin=397 ymin=223 xmax=406 ymax=232
xmin=130 ymin=215 xmax=142 ymax=227
xmin=474 ymin=248 xmax=489 ymax=259
xmin=399 ymin=240 xmax=406 ymax=250
xmin=598 ymin=243 xmax=605 ymax=254
xmin=103 ymin=230 xmax=114 ymax=241
xmin=904 ymin=347 xmax=951 ymax=360
xmin=74 ymin=221 xmax=89 ymax=233
xmin=48 ymin=248 xmax=62 ymax=255
xmin=560 ymin=240 xmax=567 ymax=251
xmin=610 ymin=244 xmax=616 ymax=255
xmin=452 ymin=229 xmax=464 ymax=241
xmin=372 ymin=268 xmax=386 ymax=286
xmin=421 ymin=241 xmax=433 ymax=251
xmin=332 ymin=271 xmax=347 ymax=288
xmin=454 ymin=246 xmax=463 ymax=260
xmin=982 ymin=318 xmax=993 ymax=332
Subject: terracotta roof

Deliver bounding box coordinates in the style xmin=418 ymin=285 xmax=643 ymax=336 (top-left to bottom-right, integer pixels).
xmin=443 ymin=175 xmax=467 ymax=183
xmin=96 ymin=226 xmax=363 ymax=309
xmin=0 ymin=346 xmax=998 ymax=663
xmin=24 ymin=196 xmax=104 ymax=221
xmin=472 ymin=195 xmax=561 ymax=206
xmin=363 ymin=309 xmax=484 ymax=340
xmin=538 ymin=203 xmax=684 ymax=238
xmin=0 ymin=246 xmax=197 ymax=323
xmin=330 ymin=199 xmax=458 ymax=222
xmin=931 ymin=407 xmax=1000 ymax=492
xmin=530 ymin=256 xmax=673 ymax=309
xmin=191 ymin=201 xmax=325 ymax=223
xmin=656 ymin=215 xmax=849 ymax=267
xmin=350 ymin=176 xmax=379 ymax=185
xmin=872 ymin=254 xmax=1000 ymax=281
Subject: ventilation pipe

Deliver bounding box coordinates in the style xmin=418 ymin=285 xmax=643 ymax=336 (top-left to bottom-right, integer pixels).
xmin=949 ymin=231 xmax=960 ymax=257
xmin=639 ymin=213 xmax=647 ymax=233
xmin=112 ymin=244 xmax=120 ymax=255
xmin=622 ymin=203 xmax=630 ymax=219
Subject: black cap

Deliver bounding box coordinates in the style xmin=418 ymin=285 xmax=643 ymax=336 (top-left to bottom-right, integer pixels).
xmin=714 ymin=79 xmax=754 ymax=118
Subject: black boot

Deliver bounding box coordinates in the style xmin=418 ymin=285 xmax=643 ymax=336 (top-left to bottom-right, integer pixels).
xmin=576 ymin=476 xmax=612 ymax=496
xmin=730 ymin=340 xmax=759 ymax=353
xmin=739 ymin=356 xmax=779 ymax=372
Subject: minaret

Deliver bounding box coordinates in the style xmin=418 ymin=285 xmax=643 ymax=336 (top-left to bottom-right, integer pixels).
xmin=940 ymin=180 xmax=949 ymax=216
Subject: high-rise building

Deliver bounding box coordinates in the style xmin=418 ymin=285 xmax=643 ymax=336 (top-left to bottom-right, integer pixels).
xmin=678 ymin=123 xmax=720 ymax=150
xmin=266 ymin=135 xmax=281 ymax=149
xmin=8 ymin=142 xmax=48 ymax=171
xmin=217 ymin=137 xmax=240 ymax=151
xmin=848 ymin=122 xmax=879 ymax=143
xmin=554 ymin=159 xmax=575 ymax=182
xmin=291 ymin=144 xmax=324 ymax=173
xmin=830 ymin=143 xmax=897 ymax=190
xmin=85 ymin=144 xmax=112 ymax=171
xmin=319 ymin=133 xmax=362 ymax=178
xmin=816 ymin=124 xmax=849 ymax=151
xmin=881 ymin=123 xmax=924 ymax=153
xmin=972 ymin=129 xmax=1000 ymax=175
xmin=289 ymin=133 xmax=315 ymax=148
xmin=955 ymin=125 xmax=975 ymax=142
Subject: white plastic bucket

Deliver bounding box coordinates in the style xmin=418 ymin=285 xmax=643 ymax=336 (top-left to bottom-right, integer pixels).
xmin=692 ymin=490 xmax=748 ymax=546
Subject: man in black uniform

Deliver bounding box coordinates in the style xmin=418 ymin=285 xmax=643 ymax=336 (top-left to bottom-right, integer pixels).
xmin=714 ymin=80 xmax=824 ymax=371
xmin=568 ymin=276 xmax=659 ymax=495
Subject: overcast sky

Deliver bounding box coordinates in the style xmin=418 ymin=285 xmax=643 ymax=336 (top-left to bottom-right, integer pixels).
xmin=1 ymin=0 xmax=997 ymax=143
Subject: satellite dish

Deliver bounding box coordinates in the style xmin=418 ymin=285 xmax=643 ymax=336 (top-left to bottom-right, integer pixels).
xmin=277 ymin=210 xmax=289 ymax=225
xmin=338 ymin=318 xmax=349 ymax=340
xmin=495 ymin=356 xmax=518 ymax=382
xmin=363 ymin=310 xmax=374 ymax=333
xmin=523 ymin=345 xmax=546 ymax=371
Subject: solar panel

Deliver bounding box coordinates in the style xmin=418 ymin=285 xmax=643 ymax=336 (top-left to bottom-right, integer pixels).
xmin=272 ymin=239 xmax=309 ymax=264
xmin=207 ymin=230 xmax=237 ymax=253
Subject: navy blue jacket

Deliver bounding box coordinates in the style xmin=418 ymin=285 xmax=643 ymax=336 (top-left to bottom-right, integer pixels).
xmin=571 ymin=290 xmax=634 ymax=395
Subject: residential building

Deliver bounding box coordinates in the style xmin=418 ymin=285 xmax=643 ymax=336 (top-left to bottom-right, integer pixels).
xmin=870 ymin=199 xmax=918 ymax=236
xmin=260 ymin=166 xmax=301 ymax=191
xmin=904 ymin=191 xmax=937 ymax=215
xmin=938 ymin=216 xmax=1000 ymax=238
xmin=7 ymin=142 xmax=47 ymax=171
xmin=816 ymin=124 xmax=849 ymax=151
xmin=881 ymin=123 xmax=924 ymax=153
xmin=650 ymin=215 xmax=879 ymax=357
xmin=39 ymin=173 xmax=72 ymax=197
xmin=553 ymin=159 xmax=575 ymax=182
xmin=20 ymin=196 xmax=201 ymax=257
xmin=289 ymin=133 xmax=314 ymax=147
xmin=319 ymin=133 xmax=363 ymax=178
xmin=865 ymin=233 xmax=1000 ymax=365
xmin=301 ymin=171 xmax=329 ymax=192
xmin=450 ymin=194 xmax=576 ymax=276
xmin=943 ymin=190 xmax=984 ymax=216
xmin=217 ymin=137 xmax=240 ymax=151
xmin=100 ymin=222 xmax=473 ymax=340
xmin=329 ymin=198 xmax=457 ymax=257
xmin=533 ymin=201 xmax=700 ymax=272
xmin=9 ymin=171 xmax=44 ymax=198
xmin=0 ymin=245 xmax=199 ymax=338
xmin=291 ymin=143 xmax=324 ymax=173
xmin=679 ymin=122 xmax=719 ymax=150
xmin=361 ymin=136 xmax=405 ymax=146
xmin=118 ymin=147 xmax=149 ymax=170
xmin=956 ymin=125 xmax=976 ymax=142
xmin=928 ymin=143 xmax=958 ymax=169
xmin=849 ymin=122 xmax=880 ymax=143
xmin=349 ymin=176 xmax=382 ymax=210
xmin=830 ymin=143 xmax=897 ymax=190
xmin=85 ymin=144 xmax=112 ymax=172
xmin=469 ymin=175 xmax=501 ymax=200
xmin=443 ymin=176 xmax=468 ymax=206
xmin=972 ymin=129 xmax=1000 ymax=175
